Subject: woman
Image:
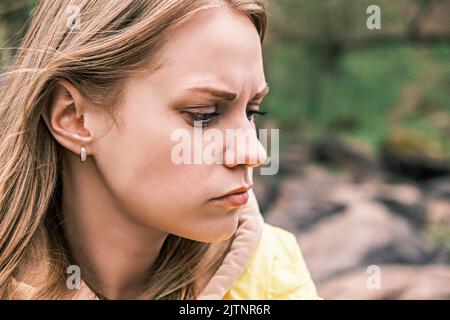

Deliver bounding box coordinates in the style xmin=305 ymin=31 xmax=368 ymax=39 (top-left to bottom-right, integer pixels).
xmin=0 ymin=0 xmax=320 ymax=299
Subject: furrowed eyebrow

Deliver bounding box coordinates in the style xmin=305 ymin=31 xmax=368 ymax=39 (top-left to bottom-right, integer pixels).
xmin=185 ymin=83 xmax=270 ymax=102
xmin=186 ymin=87 xmax=237 ymax=101
xmin=250 ymin=83 xmax=270 ymax=102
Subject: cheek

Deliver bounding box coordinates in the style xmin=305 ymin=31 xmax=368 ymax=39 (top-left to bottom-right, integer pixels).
xmin=96 ymin=101 xmax=213 ymax=210
xmin=93 ymin=104 xmax=237 ymax=242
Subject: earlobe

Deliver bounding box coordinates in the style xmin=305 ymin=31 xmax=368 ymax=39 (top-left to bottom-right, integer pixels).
xmin=41 ymin=81 xmax=92 ymax=156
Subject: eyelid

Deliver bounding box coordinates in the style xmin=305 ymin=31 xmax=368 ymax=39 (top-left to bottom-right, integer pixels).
xmin=181 ymin=105 xmax=217 ymax=113
xmin=247 ymin=102 xmax=261 ymax=109
xmin=182 ymin=110 xmax=220 ymax=128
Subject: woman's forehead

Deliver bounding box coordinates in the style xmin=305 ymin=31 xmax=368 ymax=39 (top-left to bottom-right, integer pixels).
xmin=141 ymin=8 xmax=264 ymax=97
xmin=156 ymin=6 xmax=263 ymax=71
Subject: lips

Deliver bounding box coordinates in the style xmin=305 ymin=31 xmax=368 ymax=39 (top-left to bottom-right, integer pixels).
xmin=210 ymin=185 xmax=252 ymax=207
xmin=211 ymin=191 xmax=249 ymax=207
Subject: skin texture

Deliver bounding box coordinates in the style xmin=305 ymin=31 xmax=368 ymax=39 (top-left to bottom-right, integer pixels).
xmin=42 ymin=5 xmax=268 ymax=299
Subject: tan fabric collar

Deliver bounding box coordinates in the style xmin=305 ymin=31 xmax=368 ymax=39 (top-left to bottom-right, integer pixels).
xmin=196 ymin=190 xmax=264 ymax=299
xmin=13 ymin=190 xmax=264 ymax=300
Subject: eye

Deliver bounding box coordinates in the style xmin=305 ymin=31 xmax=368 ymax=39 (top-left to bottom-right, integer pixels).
xmin=184 ymin=111 xmax=221 ymax=128
xmin=246 ymin=110 xmax=268 ymax=121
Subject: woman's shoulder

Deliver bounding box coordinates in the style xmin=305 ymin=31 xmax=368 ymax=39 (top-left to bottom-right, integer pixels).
xmin=223 ymin=223 xmax=322 ymax=300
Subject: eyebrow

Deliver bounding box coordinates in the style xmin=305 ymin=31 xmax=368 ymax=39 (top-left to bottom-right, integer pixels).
xmin=251 ymin=83 xmax=270 ymax=101
xmin=185 ymin=83 xmax=270 ymax=102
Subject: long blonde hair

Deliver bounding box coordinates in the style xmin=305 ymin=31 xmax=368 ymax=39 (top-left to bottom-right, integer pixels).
xmin=0 ymin=0 xmax=266 ymax=299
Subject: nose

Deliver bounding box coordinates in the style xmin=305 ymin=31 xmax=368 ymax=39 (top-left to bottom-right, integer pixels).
xmin=223 ymin=119 xmax=267 ymax=169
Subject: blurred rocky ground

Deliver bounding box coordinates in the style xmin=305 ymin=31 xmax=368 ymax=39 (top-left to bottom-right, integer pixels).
xmin=253 ymin=136 xmax=450 ymax=300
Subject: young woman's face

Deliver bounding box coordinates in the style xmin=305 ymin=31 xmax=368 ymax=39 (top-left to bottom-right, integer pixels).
xmin=89 ymin=6 xmax=268 ymax=243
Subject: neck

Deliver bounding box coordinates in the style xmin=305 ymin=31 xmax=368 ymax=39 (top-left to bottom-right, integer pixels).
xmin=60 ymin=152 xmax=168 ymax=299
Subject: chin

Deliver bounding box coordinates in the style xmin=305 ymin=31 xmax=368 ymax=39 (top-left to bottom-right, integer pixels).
xmin=191 ymin=211 xmax=240 ymax=243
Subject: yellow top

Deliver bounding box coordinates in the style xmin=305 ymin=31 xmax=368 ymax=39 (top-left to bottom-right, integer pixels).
xmin=223 ymin=223 xmax=322 ymax=299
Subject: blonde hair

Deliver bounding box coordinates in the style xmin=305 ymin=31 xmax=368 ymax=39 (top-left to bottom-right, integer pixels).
xmin=0 ymin=0 xmax=266 ymax=299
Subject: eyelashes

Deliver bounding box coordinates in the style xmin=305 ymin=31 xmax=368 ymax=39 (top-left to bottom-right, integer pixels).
xmin=247 ymin=110 xmax=268 ymax=121
xmin=183 ymin=109 xmax=268 ymax=128
xmin=187 ymin=111 xmax=221 ymax=128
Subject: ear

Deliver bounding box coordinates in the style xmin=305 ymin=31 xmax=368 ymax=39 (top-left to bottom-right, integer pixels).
xmin=41 ymin=80 xmax=93 ymax=158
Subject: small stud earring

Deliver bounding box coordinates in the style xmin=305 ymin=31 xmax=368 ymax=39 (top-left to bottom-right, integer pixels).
xmin=80 ymin=146 xmax=87 ymax=163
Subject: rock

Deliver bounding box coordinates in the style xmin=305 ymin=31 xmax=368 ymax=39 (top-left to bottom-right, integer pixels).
xmin=252 ymin=174 xmax=280 ymax=215
xmin=297 ymin=201 xmax=435 ymax=282
xmin=318 ymin=264 xmax=450 ymax=299
xmin=264 ymin=171 xmax=349 ymax=233
xmin=278 ymin=144 xmax=310 ymax=175
xmin=263 ymin=167 xmax=441 ymax=285
xmin=375 ymin=184 xmax=426 ymax=228
xmin=420 ymin=177 xmax=450 ymax=226
xmin=379 ymin=130 xmax=450 ymax=181
xmin=424 ymin=177 xmax=450 ymax=199
xmin=426 ymin=199 xmax=450 ymax=225
xmin=310 ymin=136 xmax=379 ymax=180
xmin=377 ymin=184 xmax=422 ymax=207
xmin=326 ymin=182 xmax=378 ymax=204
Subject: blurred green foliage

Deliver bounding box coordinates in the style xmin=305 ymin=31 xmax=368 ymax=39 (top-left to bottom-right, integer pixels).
xmin=0 ymin=0 xmax=36 ymax=65
xmin=261 ymin=0 xmax=450 ymax=155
